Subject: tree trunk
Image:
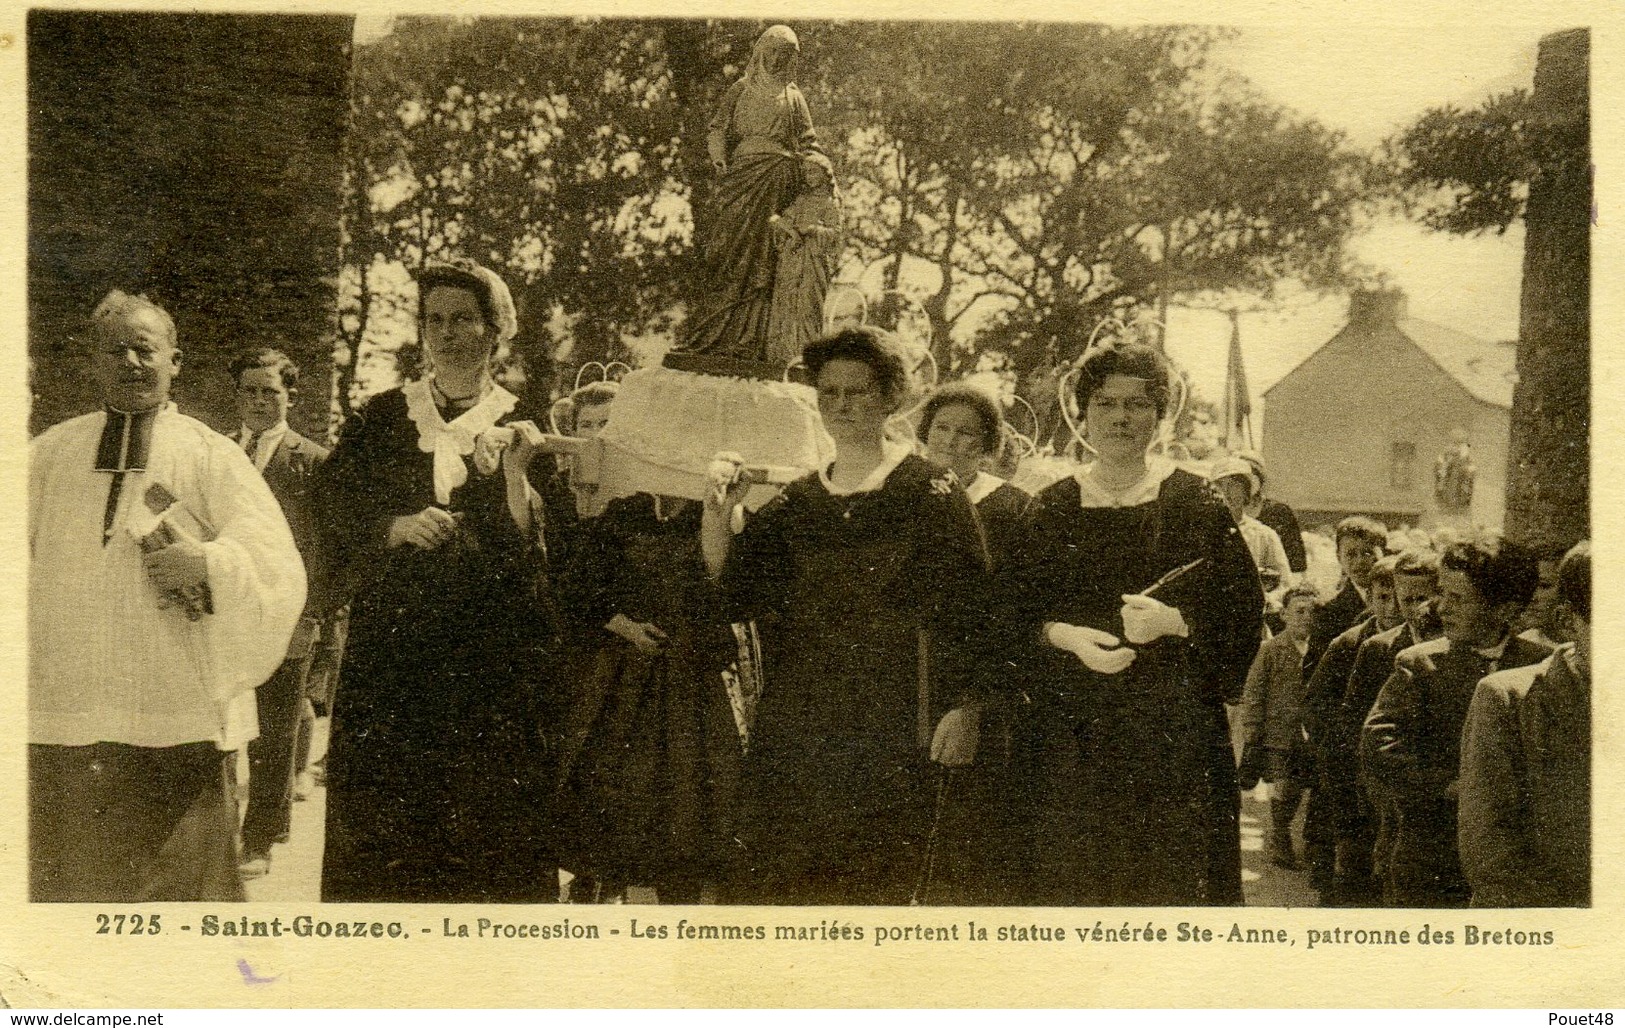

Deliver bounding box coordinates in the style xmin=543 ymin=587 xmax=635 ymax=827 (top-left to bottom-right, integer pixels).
xmin=332 ymin=83 xmax=369 ymax=441
xmin=333 ymin=260 xmax=368 ymax=442
xmin=663 ymin=19 xmax=725 ymax=280
xmin=1505 ymin=29 xmax=1589 ymax=549
xmin=924 ymin=187 xmax=963 ymax=374
xmin=875 ymin=156 xmax=915 ymax=333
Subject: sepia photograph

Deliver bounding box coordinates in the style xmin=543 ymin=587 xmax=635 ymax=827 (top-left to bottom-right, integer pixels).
xmin=1 ymin=0 xmax=1614 ymax=1009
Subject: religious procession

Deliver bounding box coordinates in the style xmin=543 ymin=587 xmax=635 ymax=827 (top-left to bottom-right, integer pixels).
xmin=25 ymin=16 xmax=1591 ymax=911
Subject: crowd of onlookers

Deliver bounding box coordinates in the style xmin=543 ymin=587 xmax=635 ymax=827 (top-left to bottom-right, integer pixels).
xmin=28 ymin=263 xmax=1590 ymax=909
xmin=1235 ymin=507 xmax=1589 ymax=908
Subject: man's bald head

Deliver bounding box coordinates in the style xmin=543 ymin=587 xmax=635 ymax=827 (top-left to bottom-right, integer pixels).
xmin=85 ymin=291 xmax=181 ymax=412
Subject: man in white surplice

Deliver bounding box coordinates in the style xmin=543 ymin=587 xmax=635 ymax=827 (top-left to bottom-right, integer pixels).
xmin=28 ymin=291 xmax=305 ymax=902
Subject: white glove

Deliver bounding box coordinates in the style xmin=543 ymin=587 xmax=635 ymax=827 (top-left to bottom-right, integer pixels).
xmin=1119 ymin=594 xmax=1190 ymax=645
xmin=472 ymin=426 xmax=513 ymax=476
xmin=930 ymin=704 xmax=981 ymax=767
xmin=705 ymin=451 xmax=749 ymax=509
xmin=1045 ymin=622 xmax=1136 ymax=675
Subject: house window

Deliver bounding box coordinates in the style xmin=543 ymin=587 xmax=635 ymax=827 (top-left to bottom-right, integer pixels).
xmin=1391 ymin=441 xmax=1416 ymax=490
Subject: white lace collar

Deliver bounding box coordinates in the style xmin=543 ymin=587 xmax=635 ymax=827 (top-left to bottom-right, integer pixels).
xmin=967 ymin=471 xmax=1005 ymax=505
xmin=403 ymin=377 xmax=517 ymax=504
xmin=820 ymin=435 xmax=913 ymax=497
xmin=1074 ymin=455 xmax=1179 ymax=508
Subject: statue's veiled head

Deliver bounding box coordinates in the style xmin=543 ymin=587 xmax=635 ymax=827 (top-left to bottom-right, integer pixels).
xmin=751 ymin=25 xmax=800 ymax=80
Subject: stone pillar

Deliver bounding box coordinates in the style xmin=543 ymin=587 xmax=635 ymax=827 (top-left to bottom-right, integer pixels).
xmin=1505 ymin=28 xmax=1589 ymax=548
xmin=28 ymin=12 xmax=354 ymax=437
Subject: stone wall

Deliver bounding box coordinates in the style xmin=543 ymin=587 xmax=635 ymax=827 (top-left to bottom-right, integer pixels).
xmin=1505 ymin=27 xmax=1590 ymax=549
xmin=28 ymin=12 xmax=354 ymax=438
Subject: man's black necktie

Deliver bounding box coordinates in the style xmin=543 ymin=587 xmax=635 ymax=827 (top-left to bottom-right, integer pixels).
xmin=95 ymin=408 xmax=157 ymax=545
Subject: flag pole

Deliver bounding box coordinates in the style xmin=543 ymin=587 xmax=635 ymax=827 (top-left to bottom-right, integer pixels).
xmin=1223 ymin=309 xmax=1255 ymax=452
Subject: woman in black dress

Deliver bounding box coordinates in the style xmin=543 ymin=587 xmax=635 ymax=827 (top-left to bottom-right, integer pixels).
xmin=1005 ymin=341 xmax=1263 ymax=906
xmin=316 ymin=259 xmax=558 ymax=903
xmin=918 ymin=383 xmax=1029 ymax=571
xmin=702 ymin=326 xmax=991 ymax=904
xmin=916 ymin=382 xmax=1032 ymax=903
xmin=552 ymin=492 xmax=743 ymax=903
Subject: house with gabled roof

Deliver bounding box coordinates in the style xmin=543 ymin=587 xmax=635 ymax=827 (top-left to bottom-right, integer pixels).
xmin=1261 ymin=289 xmax=1514 ymax=530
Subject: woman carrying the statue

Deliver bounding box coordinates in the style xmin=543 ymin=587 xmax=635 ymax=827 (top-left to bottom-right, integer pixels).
xmin=686 ymin=24 xmax=826 ymax=363
xmin=315 ymin=259 xmax=560 ymax=903
xmin=701 ymin=326 xmax=992 ymax=904
xmin=1002 ymin=341 xmax=1263 ymax=906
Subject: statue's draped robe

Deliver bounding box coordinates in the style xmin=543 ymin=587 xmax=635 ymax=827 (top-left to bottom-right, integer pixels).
xmin=686 ymin=49 xmax=822 ymax=363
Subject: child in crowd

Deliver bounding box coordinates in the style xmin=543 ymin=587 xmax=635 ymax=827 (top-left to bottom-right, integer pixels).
xmin=1515 ymin=544 xmax=1571 ymax=649
xmin=1303 ymin=554 xmax=1401 ymax=905
xmin=1210 ymin=456 xmax=1295 ymax=608
xmin=1240 ymin=585 xmax=1321 ymax=868
xmin=1306 ymin=515 xmax=1387 ymax=673
xmin=766 ymin=152 xmax=843 ymax=367
xmin=1362 ymin=536 xmax=1550 ymax=907
xmin=1301 ymin=514 xmax=1386 ymax=892
xmin=1342 ymin=547 xmax=1442 ymax=904
xmin=1459 ymin=541 xmax=1590 ymax=907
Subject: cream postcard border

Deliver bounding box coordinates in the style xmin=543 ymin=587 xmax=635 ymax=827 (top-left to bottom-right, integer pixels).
xmin=0 ymin=0 xmax=1617 ymax=1008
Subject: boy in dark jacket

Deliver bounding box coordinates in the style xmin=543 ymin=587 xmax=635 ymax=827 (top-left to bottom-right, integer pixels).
xmin=1362 ymin=537 xmax=1550 ymax=907
xmin=1301 ymin=514 xmax=1386 ymax=891
xmin=1459 ymin=541 xmax=1590 ymax=907
xmin=1239 ymin=585 xmax=1320 ymax=867
xmin=1340 ymin=547 xmax=1441 ymax=904
xmin=1303 ymin=555 xmax=1400 ymax=904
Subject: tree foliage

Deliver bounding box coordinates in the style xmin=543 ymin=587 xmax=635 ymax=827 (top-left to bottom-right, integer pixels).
xmin=1386 ymin=30 xmax=1591 ymax=546
xmin=343 ymin=17 xmax=1374 ymax=411
xmin=345 ymin=16 xmax=748 ymax=398
xmin=1384 ymin=90 xmax=1538 ymax=235
xmin=816 ymin=22 xmax=1371 ymax=379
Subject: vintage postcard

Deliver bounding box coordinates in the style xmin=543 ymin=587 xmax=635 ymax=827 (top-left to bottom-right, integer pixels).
xmin=0 ymin=0 xmax=1617 ymax=1009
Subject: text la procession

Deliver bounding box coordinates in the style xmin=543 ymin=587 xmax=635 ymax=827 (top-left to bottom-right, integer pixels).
xmin=181 ymin=914 xmax=1556 ymax=949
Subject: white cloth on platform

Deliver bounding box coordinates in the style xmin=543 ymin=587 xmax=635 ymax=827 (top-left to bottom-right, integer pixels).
xmin=29 ymin=407 xmax=306 ymax=748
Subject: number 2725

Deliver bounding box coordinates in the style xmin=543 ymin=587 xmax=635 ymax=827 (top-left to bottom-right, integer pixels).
xmin=96 ymin=913 xmax=162 ymax=935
